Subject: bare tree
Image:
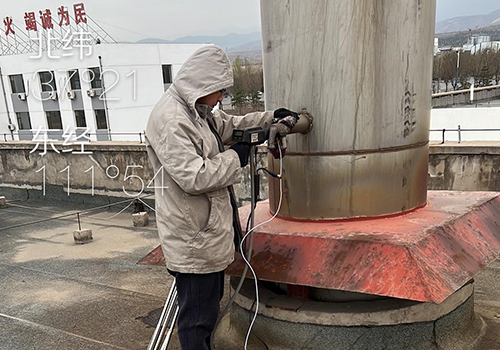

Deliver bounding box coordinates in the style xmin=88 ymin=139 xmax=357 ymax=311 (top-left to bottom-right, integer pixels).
xmin=475 ymin=50 xmax=495 ymax=87
xmin=228 ymin=56 xmax=264 ymax=113
xmin=229 ymin=57 xmax=248 ymax=113
xmin=458 ymin=52 xmax=473 ymax=89
xmin=432 ymin=55 xmax=441 ymax=93
xmin=433 ymin=49 xmax=500 ymax=92
xmin=439 ymin=52 xmax=459 ymax=91
xmin=491 ymin=51 xmax=500 ymax=85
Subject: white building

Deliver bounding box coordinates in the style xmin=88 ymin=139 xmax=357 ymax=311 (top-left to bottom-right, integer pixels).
xmin=470 ymin=41 xmax=500 ymax=54
xmin=462 ymin=35 xmax=499 ymax=53
xmin=0 ymin=43 xmax=205 ymax=142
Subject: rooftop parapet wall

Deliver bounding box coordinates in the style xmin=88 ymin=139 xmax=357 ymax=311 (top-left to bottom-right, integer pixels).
xmin=0 ymin=142 xmax=499 ymax=202
xmin=429 ymin=142 xmax=500 ymax=192
xmin=0 ymin=142 xmax=152 ymax=198
xmin=432 ymin=85 xmax=500 ymax=108
xmin=0 ymin=142 xmax=268 ymax=205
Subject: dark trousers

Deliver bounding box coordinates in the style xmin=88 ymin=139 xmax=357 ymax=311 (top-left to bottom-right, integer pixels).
xmin=173 ymin=271 xmax=225 ymax=350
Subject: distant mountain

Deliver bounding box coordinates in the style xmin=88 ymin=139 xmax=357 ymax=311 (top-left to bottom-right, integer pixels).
xmin=436 ymin=24 xmax=500 ymax=47
xmin=136 ymin=38 xmax=171 ymax=44
xmin=137 ymin=32 xmax=262 ymax=52
xmin=436 ymin=9 xmax=500 ymax=34
xmin=227 ymin=40 xmax=262 ymax=53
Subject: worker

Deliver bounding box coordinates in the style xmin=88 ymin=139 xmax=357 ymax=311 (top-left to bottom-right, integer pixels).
xmin=145 ymin=45 xmax=298 ymax=350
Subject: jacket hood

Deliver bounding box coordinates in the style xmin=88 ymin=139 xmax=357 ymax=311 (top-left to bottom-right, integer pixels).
xmin=170 ymin=45 xmax=234 ymax=112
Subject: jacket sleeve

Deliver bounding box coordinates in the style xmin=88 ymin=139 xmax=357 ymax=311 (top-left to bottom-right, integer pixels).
xmin=156 ymin=118 xmax=242 ymax=195
xmin=213 ymin=109 xmax=275 ymax=144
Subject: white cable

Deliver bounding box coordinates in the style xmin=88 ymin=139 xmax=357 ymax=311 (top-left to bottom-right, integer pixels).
xmin=140 ymin=152 xmax=281 ymax=348
xmin=102 ymin=200 xmax=135 ymax=219
xmin=86 ymin=200 xmax=135 ymax=220
xmin=138 ymin=198 xmax=156 ymax=213
xmin=241 ymin=145 xmax=283 ymax=350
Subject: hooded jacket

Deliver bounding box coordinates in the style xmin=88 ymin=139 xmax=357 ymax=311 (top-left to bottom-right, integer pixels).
xmin=145 ymin=45 xmax=274 ymax=274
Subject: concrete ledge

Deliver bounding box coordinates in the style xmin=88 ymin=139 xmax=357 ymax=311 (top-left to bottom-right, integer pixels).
xmin=430 ymin=141 xmax=500 ymax=155
xmin=3 ymin=140 xmax=500 ymax=155
xmin=233 ymin=280 xmax=474 ymax=327
xmin=217 ymin=291 xmax=484 ymax=350
xmin=0 ymin=141 xmax=146 ymax=152
xmin=0 ymin=185 xmax=155 ymax=208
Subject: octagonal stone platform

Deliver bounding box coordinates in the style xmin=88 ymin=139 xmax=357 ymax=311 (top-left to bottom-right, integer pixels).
xmin=140 ymin=191 xmax=500 ymax=304
xmin=225 ymin=191 xmax=500 ymax=303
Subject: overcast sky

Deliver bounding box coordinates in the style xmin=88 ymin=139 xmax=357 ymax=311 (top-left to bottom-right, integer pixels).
xmin=1 ymin=1 xmax=500 ymax=42
xmin=1 ymin=0 xmax=262 ymax=42
xmin=436 ymin=0 xmax=500 ymax=21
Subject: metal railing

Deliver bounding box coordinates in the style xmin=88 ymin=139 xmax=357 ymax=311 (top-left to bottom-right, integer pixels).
xmin=430 ymin=126 xmax=500 ymax=144
xmin=431 ymin=84 xmax=500 ymax=98
xmin=432 ymin=84 xmax=500 ymax=108
xmin=2 ymin=128 xmax=499 ymax=146
xmin=2 ymin=131 xmax=146 ymax=143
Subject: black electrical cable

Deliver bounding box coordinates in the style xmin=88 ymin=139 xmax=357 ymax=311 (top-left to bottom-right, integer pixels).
xmin=4 ymin=199 xmax=23 ymax=204
xmin=245 ymin=203 xmax=256 ymax=234
xmin=211 ymin=145 xmax=283 ymax=349
xmin=210 ymin=147 xmax=262 ymax=350
xmin=6 ymin=200 xmax=144 ymax=225
xmin=256 ymin=167 xmax=281 ymax=179
xmin=210 ymin=183 xmax=255 ymax=350
xmin=225 ymin=201 xmax=269 ymax=350
xmin=242 ymin=145 xmax=283 ymax=349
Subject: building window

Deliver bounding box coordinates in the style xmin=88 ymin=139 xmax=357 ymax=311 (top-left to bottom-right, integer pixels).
xmin=16 ymin=112 xmax=32 ymax=130
xmin=39 ymin=71 xmax=57 ymax=92
xmin=162 ymin=65 xmax=172 ymax=84
xmin=89 ymin=67 xmax=102 ymax=89
xmin=9 ymin=74 xmax=26 ymax=94
xmin=46 ymin=111 xmax=63 ymax=129
xmin=95 ymin=109 xmax=108 ymax=130
xmin=69 ymin=70 xmax=81 ymax=90
xmin=75 ymin=110 xmax=86 ymax=127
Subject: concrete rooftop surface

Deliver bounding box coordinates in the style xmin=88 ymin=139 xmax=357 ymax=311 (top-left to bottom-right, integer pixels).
xmin=1 ymin=197 xmax=500 ymax=349
xmin=0 ymin=198 xmax=180 ymax=350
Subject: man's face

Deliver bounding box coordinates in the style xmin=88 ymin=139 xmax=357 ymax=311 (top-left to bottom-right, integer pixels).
xmin=198 ymin=89 xmax=225 ymax=108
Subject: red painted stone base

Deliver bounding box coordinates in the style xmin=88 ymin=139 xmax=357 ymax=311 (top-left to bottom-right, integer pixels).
xmin=140 ymin=191 xmax=500 ymax=303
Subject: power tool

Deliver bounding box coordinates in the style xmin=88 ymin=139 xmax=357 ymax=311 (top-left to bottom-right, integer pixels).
xmin=232 ymin=126 xmax=268 ymax=146
xmin=231 ymin=125 xmax=287 ymax=160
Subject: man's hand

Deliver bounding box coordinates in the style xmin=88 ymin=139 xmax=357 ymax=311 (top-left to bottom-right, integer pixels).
xmin=267 ymin=123 xmax=291 ymax=150
xmin=273 ymin=108 xmax=300 ymax=123
xmin=268 ymin=108 xmax=300 ymax=149
xmin=273 ymin=108 xmax=300 ymax=130
xmin=230 ymin=143 xmax=251 ymax=167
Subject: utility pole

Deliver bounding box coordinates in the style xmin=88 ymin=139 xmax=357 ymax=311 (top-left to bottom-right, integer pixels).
xmin=470 ymin=79 xmax=475 ymax=104
xmin=0 ymin=67 xmax=14 ymax=139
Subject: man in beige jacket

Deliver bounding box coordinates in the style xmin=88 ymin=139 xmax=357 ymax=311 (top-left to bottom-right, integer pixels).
xmin=145 ymin=45 xmax=298 ymax=350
